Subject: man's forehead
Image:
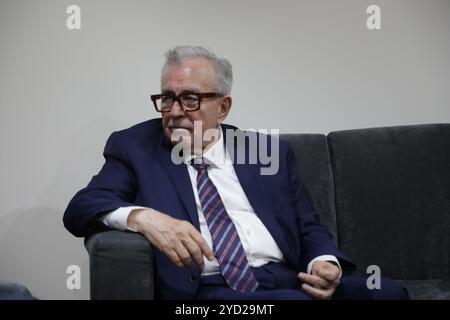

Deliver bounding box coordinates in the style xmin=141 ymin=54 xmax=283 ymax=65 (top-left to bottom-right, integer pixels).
xmin=165 ymin=58 xmax=214 ymax=76
xmin=162 ymin=59 xmax=216 ymax=90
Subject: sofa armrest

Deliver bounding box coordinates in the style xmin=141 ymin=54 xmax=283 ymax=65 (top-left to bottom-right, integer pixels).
xmin=85 ymin=230 xmax=154 ymax=300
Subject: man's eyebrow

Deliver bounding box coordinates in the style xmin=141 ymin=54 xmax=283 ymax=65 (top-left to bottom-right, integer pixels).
xmin=161 ymin=89 xmax=202 ymax=95
xmin=180 ymin=89 xmax=201 ymax=94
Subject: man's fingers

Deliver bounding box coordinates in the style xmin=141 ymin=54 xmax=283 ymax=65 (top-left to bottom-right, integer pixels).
xmin=301 ymin=283 xmax=332 ymax=300
xmin=173 ymin=243 xmax=195 ymax=268
xmin=190 ymin=229 xmax=215 ymax=261
xmin=165 ymin=247 xmax=184 ymax=268
xmin=313 ymin=264 xmax=340 ymax=282
xmin=315 ymin=269 xmax=338 ymax=282
xmin=182 ymin=237 xmax=205 ymax=267
xmin=298 ymin=272 xmax=329 ymax=289
xmin=138 ymin=213 xmax=213 ymax=268
xmin=149 ymin=231 xmax=193 ymax=268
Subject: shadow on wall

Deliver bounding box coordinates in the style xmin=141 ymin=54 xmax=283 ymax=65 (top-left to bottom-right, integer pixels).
xmin=0 ymin=118 xmax=136 ymax=299
xmin=0 ymin=207 xmax=89 ymax=300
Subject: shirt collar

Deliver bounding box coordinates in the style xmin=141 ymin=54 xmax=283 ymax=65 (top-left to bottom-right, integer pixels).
xmin=183 ymin=127 xmax=227 ymax=169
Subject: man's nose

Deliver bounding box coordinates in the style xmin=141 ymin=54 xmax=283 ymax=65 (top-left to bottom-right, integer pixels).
xmin=168 ymin=100 xmax=185 ymax=117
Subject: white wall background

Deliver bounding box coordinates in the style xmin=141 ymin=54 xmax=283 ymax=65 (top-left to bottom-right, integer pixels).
xmin=0 ymin=0 xmax=449 ymax=299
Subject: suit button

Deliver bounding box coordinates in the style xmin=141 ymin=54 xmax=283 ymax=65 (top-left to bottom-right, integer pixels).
xmin=189 ymin=273 xmax=198 ymax=282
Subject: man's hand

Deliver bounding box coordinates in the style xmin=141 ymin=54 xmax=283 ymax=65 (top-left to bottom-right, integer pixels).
xmin=298 ymin=261 xmax=341 ymax=300
xmin=127 ymin=208 xmax=215 ymax=268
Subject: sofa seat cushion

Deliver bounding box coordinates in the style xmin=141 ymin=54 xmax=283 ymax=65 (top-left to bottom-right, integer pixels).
xmin=399 ymin=279 xmax=450 ymax=300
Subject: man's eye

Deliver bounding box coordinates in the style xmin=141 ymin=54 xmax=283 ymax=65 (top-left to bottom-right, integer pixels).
xmin=161 ymin=96 xmax=173 ymax=103
xmin=182 ymin=95 xmax=199 ymax=103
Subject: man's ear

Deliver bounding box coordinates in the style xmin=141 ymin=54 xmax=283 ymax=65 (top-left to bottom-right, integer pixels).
xmin=217 ymin=96 xmax=232 ymax=124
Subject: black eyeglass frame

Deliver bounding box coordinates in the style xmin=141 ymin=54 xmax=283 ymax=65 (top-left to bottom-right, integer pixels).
xmin=150 ymin=91 xmax=224 ymax=113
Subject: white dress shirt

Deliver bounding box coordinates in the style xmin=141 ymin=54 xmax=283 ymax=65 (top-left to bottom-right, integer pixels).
xmin=102 ymin=128 xmax=341 ymax=277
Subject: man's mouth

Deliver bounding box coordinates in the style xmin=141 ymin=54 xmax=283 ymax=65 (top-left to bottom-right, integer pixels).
xmin=168 ymin=126 xmax=192 ymax=132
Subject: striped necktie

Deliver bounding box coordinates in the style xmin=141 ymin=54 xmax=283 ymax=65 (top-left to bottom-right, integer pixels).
xmin=191 ymin=158 xmax=259 ymax=292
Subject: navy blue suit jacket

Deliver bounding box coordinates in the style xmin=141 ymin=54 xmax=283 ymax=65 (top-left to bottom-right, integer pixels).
xmin=64 ymin=118 xmax=353 ymax=299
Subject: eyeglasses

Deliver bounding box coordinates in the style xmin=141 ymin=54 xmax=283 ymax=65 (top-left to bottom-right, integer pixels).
xmin=151 ymin=91 xmax=223 ymax=113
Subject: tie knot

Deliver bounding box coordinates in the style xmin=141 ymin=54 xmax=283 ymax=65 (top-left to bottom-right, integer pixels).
xmin=191 ymin=157 xmax=210 ymax=172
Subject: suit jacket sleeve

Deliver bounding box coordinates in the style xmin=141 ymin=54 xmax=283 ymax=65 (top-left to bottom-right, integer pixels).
xmin=286 ymin=142 xmax=355 ymax=272
xmin=63 ymin=132 xmax=138 ymax=237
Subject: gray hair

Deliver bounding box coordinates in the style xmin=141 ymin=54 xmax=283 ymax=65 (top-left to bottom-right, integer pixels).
xmin=161 ymin=46 xmax=233 ymax=95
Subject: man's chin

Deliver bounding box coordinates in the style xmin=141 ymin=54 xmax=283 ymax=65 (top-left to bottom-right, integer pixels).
xmin=166 ymin=128 xmax=192 ymax=146
xmin=169 ymin=127 xmax=192 ymax=134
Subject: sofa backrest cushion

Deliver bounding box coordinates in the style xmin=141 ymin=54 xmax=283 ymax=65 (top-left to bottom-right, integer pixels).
xmin=280 ymin=134 xmax=338 ymax=243
xmin=328 ymin=124 xmax=450 ymax=279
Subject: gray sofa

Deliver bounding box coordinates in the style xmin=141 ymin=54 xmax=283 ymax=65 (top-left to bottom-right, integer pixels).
xmin=85 ymin=123 xmax=450 ymax=300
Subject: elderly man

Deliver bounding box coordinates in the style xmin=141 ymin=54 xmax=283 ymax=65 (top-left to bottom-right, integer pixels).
xmin=63 ymin=46 xmax=407 ymax=300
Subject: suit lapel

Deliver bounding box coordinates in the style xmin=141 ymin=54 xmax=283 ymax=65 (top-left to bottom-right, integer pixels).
xmin=155 ymin=135 xmax=200 ymax=230
xmin=154 ymin=125 xmax=295 ymax=265
xmin=224 ymin=127 xmax=295 ymax=265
